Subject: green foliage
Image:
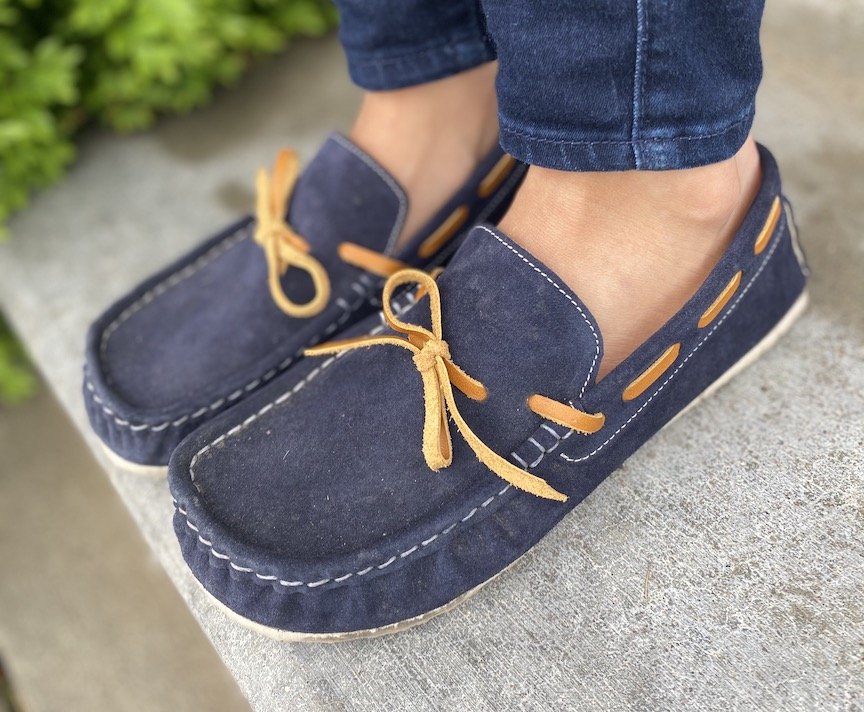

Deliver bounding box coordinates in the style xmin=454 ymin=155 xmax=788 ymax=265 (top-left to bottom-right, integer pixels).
xmin=0 ymin=0 xmax=337 ymax=230
xmin=0 ymin=6 xmax=82 ymax=231
xmin=0 ymin=0 xmax=337 ymax=402
xmin=0 ymin=315 xmax=36 ymax=405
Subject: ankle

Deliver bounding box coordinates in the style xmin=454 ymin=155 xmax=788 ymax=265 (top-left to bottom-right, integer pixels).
xmin=499 ymin=138 xmax=762 ymax=378
xmin=350 ymin=64 xmax=499 ymax=247
xmin=352 ymin=64 xmax=499 ymax=159
xmin=504 ymin=139 xmax=760 ymax=246
xmin=647 ymin=138 xmax=762 ymax=238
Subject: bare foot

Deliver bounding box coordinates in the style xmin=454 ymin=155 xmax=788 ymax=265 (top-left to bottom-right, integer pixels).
xmin=350 ymin=63 xmax=499 ymax=251
xmin=499 ymin=137 xmax=762 ymax=379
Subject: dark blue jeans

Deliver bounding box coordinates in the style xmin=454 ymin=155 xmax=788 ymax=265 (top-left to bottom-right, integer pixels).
xmin=334 ymin=0 xmax=765 ymax=171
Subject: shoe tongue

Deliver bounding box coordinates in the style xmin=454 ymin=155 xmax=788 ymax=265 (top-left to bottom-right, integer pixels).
xmin=432 ymin=225 xmax=604 ymax=448
xmin=288 ymin=133 xmax=406 ymax=256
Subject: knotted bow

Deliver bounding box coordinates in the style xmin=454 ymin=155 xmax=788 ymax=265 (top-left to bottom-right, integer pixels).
xmin=254 ymin=149 xmax=331 ymax=318
xmin=305 ymin=269 xmax=569 ymax=502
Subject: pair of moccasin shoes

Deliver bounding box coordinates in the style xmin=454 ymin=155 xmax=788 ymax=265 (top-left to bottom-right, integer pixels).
xmin=84 ymin=134 xmax=808 ymax=640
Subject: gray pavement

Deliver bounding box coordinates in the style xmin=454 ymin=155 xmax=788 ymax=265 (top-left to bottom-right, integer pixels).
xmin=0 ymin=2 xmax=862 ymax=710
xmin=0 ymin=386 xmax=249 ymax=712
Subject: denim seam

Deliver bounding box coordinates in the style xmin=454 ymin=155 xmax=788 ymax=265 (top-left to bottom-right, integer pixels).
xmin=345 ymin=30 xmax=491 ymax=66
xmin=631 ymin=0 xmax=647 ymax=167
xmin=499 ymin=114 xmax=753 ymax=148
xmin=330 ymin=133 xmax=407 ymax=255
xmin=474 ymin=226 xmax=601 ymax=398
xmin=554 ymin=213 xmax=786 ymax=466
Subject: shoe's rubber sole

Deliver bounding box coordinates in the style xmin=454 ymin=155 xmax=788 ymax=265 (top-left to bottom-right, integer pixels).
xmin=197 ymin=289 xmax=810 ymax=642
xmin=196 ymin=556 xmax=522 ymax=643
xmin=99 ymin=442 xmax=168 ymax=477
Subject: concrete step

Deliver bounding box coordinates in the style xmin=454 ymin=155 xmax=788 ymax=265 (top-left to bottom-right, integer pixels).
xmin=0 ymin=386 xmax=249 ymax=711
xmin=0 ymin=2 xmax=862 ymax=710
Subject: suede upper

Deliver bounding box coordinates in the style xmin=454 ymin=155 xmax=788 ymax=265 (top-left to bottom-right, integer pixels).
xmin=178 ymin=228 xmax=602 ymax=561
xmin=98 ymin=135 xmax=403 ymax=411
xmin=168 ymin=145 xmax=808 ymax=636
xmin=84 ymin=134 xmax=526 ymax=465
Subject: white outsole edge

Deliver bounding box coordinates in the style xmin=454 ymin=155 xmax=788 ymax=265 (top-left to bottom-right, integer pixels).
xmin=197 ymin=559 xmax=519 ymax=643
xmin=99 ymin=442 xmax=168 ymax=477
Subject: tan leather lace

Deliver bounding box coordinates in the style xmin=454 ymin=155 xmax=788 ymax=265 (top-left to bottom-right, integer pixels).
xmin=306 ymin=269 xmax=606 ymax=503
xmin=254 ymin=149 xmax=410 ymax=318
xmin=254 ymin=150 xmax=331 ymax=318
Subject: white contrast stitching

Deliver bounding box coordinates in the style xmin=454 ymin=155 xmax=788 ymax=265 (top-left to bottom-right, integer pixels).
xmin=527 ymin=437 xmax=545 ymax=468
xmin=89 ymin=157 xmax=522 ymax=432
xmin=87 ymin=278 xmax=374 ymax=431
xmin=186 ymin=286 xmax=425 ymax=479
xmin=187 ymin=349 xmax=339 ymax=480
xmin=331 ymin=133 xmax=407 ymax=256
xmin=513 ymin=400 xmax=574 ymax=464
xmin=176 ymin=483 xmax=511 ymax=589
xmin=100 ymin=224 xmax=251 ymax=358
xmin=187 ymin=316 xmax=396 ymax=483
xmin=559 ymin=215 xmax=785 ymax=465
xmin=377 ymin=556 xmax=397 ymax=570
xmin=187 ymin=285 xmax=425 ymax=478
xmin=180 ymin=166 xmax=524 ymax=458
xmin=475 ymin=225 xmax=601 ymax=398
xmin=541 ymin=424 xmax=561 ymax=440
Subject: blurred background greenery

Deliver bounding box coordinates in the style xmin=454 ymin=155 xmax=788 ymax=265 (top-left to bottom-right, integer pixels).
xmin=0 ymin=0 xmax=338 ymax=403
xmin=0 ymin=317 xmax=35 ymax=404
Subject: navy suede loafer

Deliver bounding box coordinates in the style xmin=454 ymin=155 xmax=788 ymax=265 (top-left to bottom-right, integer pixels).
xmin=84 ymin=133 xmax=525 ymax=471
xmin=168 ymin=145 xmax=808 ymax=640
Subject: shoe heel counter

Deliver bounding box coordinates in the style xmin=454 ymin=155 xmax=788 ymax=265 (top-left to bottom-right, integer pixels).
xmin=781 ymin=193 xmax=810 ymax=279
xmin=754 ymin=198 xmax=809 ymax=323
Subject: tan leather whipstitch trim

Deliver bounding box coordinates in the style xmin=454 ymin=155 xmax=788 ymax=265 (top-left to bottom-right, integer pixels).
xmin=698 ymin=271 xmax=742 ymax=328
xmin=478 ymin=154 xmax=517 ymax=198
xmin=623 ymin=343 xmax=681 ymax=402
xmin=305 ymin=269 xmax=568 ymax=502
xmin=560 ymin=221 xmax=788 ymax=466
xmin=338 ymin=242 xmax=409 ymax=278
xmin=527 ymin=394 xmax=605 ymax=434
xmin=254 ymin=149 xmax=331 ymax=318
xmin=754 ymin=196 xmax=781 ymax=255
xmin=418 ymin=206 xmax=469 ymax=259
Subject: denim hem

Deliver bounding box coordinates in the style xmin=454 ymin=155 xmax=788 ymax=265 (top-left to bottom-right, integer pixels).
xmin=345 ymin=34 xmax=495 ymax=91
xmin=499 ymin=110 xmax=755 ymax=172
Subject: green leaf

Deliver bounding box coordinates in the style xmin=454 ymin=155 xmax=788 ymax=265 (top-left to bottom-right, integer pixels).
xmin=0 ymin=0 xmax=339 ymax=284
xmin=0 ymin=316 xmax=37 ymax=405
